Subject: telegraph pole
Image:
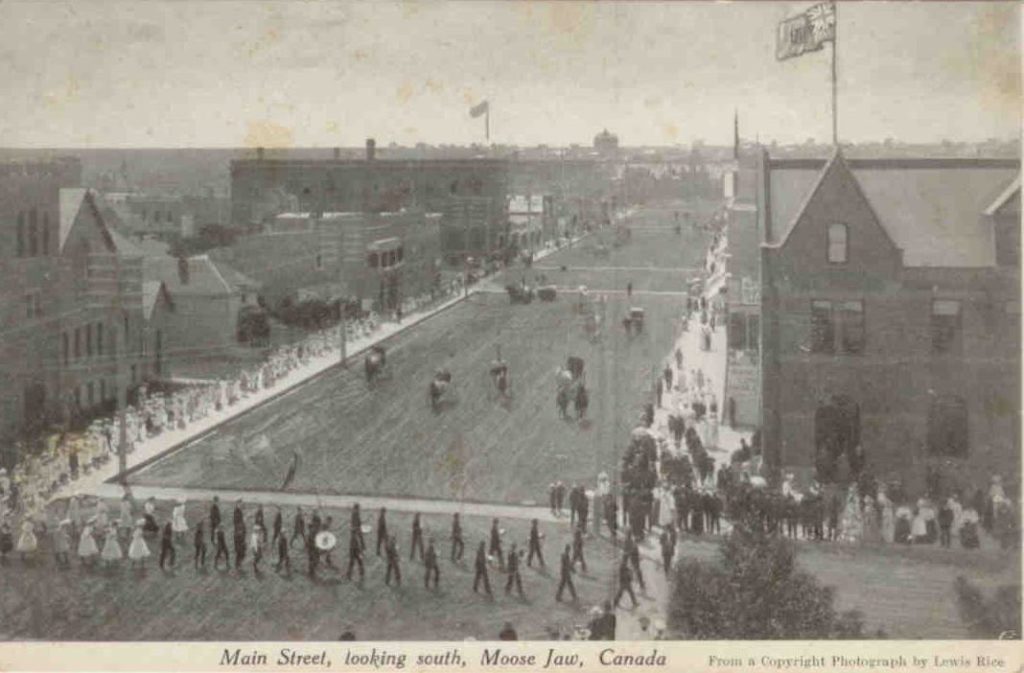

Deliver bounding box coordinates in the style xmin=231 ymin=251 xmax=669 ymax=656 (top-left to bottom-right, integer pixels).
xmin=112 ymin=242 xmax=128 ymax=481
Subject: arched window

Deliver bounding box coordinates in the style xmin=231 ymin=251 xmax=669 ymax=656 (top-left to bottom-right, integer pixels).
xmin=827 ymin=223 xmax=848 ymax=263
xmin=28 ymin=209 xmax=38 ymax=256
xmin=928 ymin=395 xmax=968 ymax=458
xmin=16 ymin=212 xmax=25 ymax=257
xmin=42 ymin=213 xmax=50 ymax=255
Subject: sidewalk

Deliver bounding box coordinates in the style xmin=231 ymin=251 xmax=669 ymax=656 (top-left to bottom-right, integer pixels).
xmin=51 ymin=234 xmax=586 ymax=506
xmin=613 ymin=277 xmax=751 ymax=639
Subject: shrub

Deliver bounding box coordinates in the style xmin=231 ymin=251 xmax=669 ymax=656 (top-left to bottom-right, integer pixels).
xmin=953 ymin=577 xmax=1021 ymax=639
xmin=668 ymin=524 xmax=874 ymax=639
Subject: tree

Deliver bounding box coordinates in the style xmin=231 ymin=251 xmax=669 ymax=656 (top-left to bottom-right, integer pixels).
xmin=954 ymin=577 xmax=1021 ymax=639
xmin=668 ymin=524 xmax=874 ymax=639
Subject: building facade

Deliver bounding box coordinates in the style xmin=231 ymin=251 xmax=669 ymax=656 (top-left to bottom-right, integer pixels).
xmin=0 ymin=160 xmax=154 ymax=465
xmin=759 ymin=151 xmax=1020 ymax=491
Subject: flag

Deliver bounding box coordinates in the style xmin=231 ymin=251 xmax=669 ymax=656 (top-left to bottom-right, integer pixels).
xmin=469 ymin=100 xmax=489 ymax=118
xmin=776 ymin=2 xmax=835 ymax=61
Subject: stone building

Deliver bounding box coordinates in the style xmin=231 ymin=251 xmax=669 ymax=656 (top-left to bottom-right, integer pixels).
xmin=758 ymin=150 xmax=1020 ymax=491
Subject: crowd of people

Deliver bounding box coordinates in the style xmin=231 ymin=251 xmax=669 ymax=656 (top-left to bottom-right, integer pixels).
xmin=0 ymin=283 xmax=472 ymax=531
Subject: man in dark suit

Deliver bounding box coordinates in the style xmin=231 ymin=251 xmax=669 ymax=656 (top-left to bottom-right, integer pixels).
xmin=472 ymin=540 xmax=492 ymax=597
xmin=233 ymin=512 xmax=247 ymax=570
xmin=350 ymin=503 xmax=364 ymax=551
xmin=209 ymin=496 xmax=221 ymax=544
xmin=555 ymin=544 xmax=577 ymax=602
xmin=423 ymin=538 xmax=440 ymax=589
xmin=275 ymin=525 xmax=290 ymax=575
xmin=571 ymin=525 xmax=587 ymax=573
xmin=291 ymin=507 xmax=306 ymax=548
xmin=450 ymin=513 xmax=464 ymax=562
xmin=526 ymin=519 xmax=544 ymax=567
xmin=159 ymin=521 xmax=176 ymax=570
xmin=504 ymin=544 xmax=524 ymax=598
xmin=213 ymin=525 xmax=230 ymax=570
xmin=410 ymin=513 xmax=425 ymax=561
xmin=615 ymin=556 xmax=638 ymax=608
xmin=345 ymin=526 xmax=364 ymax=581
xmin=193 ymin=521 xmax=206 ymax=569
xmin=384 ymin=535 xmax=401 ymax=586
xmin=488 ymin=518 xmax=504 ymax=571
xmin=376 ymin=507 xmax=388 ymax=556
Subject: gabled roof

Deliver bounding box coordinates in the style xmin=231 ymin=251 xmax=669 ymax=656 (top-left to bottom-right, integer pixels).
xmin=58 ymin=188 xmax=89 ymax=252
xmin=764 ymin=154 xmax=1020 ymax=268
xmin=984 ymin=175 xmax=1020 ymax=216
xmin=143 ymin=254 xmax=260 ymax=297
xmin=142 ymin=280 xmax=173 ymax=319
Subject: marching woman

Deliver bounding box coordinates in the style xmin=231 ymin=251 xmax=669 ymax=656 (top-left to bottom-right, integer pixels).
xmin=171 ymin=499 xmax=189 ymax=544
xmin=95 ymin=500 xmax=110 ymax=531
xmin=118 ymin=494 xmax=134 ymax=539
xmin=128 ymin=520 xmax=151 ymax=569
xmin=0 ymin=520 xmax=13 ymax=564
xmin=77 ymin=519 xmax=99 ymax=567
xmin=16 ymin=518 xmax=38 ymax=564
xmin=101 ymin=522 xmax=123 ymax=568
xmin=52 ymin=520 xmax=72 ymax=568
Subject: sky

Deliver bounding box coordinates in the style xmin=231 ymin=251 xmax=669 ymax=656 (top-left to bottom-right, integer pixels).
xmin=0 ymin=1 xmax=1019 ymax=148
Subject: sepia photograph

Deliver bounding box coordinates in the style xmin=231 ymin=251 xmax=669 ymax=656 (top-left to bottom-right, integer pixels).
xmin=0 ymin=0 xmax=1019 ymax=661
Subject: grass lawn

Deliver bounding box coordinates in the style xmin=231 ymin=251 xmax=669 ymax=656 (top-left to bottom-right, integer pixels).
xmin=1 ymin=497 xmax=627 ymax=641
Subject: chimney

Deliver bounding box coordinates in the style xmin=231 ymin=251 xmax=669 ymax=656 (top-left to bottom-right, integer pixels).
xmin=177 ymin=256 xmax=190 ymax=285
xmin=257 ymin=147 xmax=265 ymax=161
xmin=333 ymin=147 xmax=341 ymax=160
xmin=366 ymin=138 xmax=376 ymax=162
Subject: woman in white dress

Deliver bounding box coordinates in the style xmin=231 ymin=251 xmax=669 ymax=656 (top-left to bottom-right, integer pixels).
xmin=101 ymin=523 xmax=123 ymax=567
xmin=878 ymin=492 xmax=895 ymax=543
xmin=16 ymin=519 xmax=38 ymax=563
xmin=95 ymin=500 xmax=110 ymax=530
xmin=77 ymin=520 xmax=99 ymax=566
xmin=128 ymin=522 xmax=151 ymax=569
xmin=171 ymin=500 xmax=189 ymax=543
xmin=910 ymin=500 xmax=928 ymax=543
xmin=839 ymin=489 xmax=863 ymax=543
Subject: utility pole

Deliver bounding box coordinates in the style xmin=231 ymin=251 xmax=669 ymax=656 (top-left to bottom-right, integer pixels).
xmin=112 ymin=243 xmax=128 ymax=481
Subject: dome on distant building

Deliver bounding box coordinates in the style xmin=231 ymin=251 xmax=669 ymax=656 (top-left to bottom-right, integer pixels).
xmin=594 ymin=129 xmax=619 ymax=154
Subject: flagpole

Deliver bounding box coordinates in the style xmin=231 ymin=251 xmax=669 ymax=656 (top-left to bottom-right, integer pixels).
xmin=831 ymin=1 xmax=838 ymax=146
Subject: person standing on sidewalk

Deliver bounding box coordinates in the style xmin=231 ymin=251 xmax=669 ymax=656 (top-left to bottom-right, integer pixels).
xmin=659 ymin=527 xmax=675 ymax=573
xmin=276 ymin=525 xmax=291 ymax=575
xmin=424 ymin=538 xmax=440 ymax=589
xmin=193 ymin=521 xmax=207 ymax=569
xmin=376 ymin=507 xmax=388 ymax=556
xmin=409 ymin=512 xmax=425 ymax=561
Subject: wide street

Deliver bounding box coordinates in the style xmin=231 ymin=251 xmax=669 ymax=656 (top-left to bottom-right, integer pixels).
xmin=127 ymin=203 xmax=714 ymax=506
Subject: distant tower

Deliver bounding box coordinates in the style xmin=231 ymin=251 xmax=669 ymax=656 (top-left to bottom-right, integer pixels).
xmin=594 ymin=129 xmax=619 ymax=156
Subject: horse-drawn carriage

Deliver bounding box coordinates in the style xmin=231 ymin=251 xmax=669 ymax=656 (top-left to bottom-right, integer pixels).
xmin=364 ymin=345 xmax=388 ymax=384
xmin=537 ymin=285 xmax=557 ymax=302
xmin=555 ymin=356 xmax=589 ymax=420
xmin=505 ymin=283 xmax=534 ymax=305
xmin=428 ymin=368 xmax=454 ymax=411
xmin=622 ymin=307 xmax=645 ymax=336
xmin=489 ymin=359 xmax=511 ymax=399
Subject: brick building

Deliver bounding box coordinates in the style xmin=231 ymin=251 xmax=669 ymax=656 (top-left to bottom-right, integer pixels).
xmin=0 ymin=160 xmax=156 ymax=465
xmin=208 ymin=209 xmax=443 ymax=312
xmin=229 ymin=143 xmax=507 ymax=262
xmin=758 ymin=150 xmax=1020 ymax=492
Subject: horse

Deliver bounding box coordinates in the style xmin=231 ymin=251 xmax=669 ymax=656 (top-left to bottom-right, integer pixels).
xmin=556 ymin=385 xmax=571 ymax=420
xmin=574 ymin=384 xmax=589 ymax=420
xmin=429 ymin=369 xmax=453 ymax=411
xmin=364 ymin=347 xmax=386 ymax=384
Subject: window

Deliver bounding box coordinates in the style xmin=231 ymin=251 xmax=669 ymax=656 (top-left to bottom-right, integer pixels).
xmin=131 ymin=364 xmax=137 ymax=384
xmin=154 ymin=210 xmax=161 ymax=223
xmin=86 ymin=323 xmax=93 ymax=357
xmin=42 ymin=213 xmax=50 ymax=255
xmin=100 ymin=379 xmax=106 ymax=401
xmin=16 ymin=212 xmax=25 ymax=257
xmin=28 ymin=210 xmax=38 ymax=256
xmin=74 ymin=328 xmax=81 ymax=359
xmin=397 ymin=246 xmax=404 ymax=262
xmin=810 ymin=300 xmax=835 ymax=353
xmin=827 ymin=223 xmax=848 ymax=263
xmin=368 ymin=252 xmax=379 ymax=268
xmin=927 ymin=395 xmax=968 ymax=458
xmin=62 ymin=332 xmax=69 ymax=366
xmin=837 ymin=301 xmax=865 ymax=354
xmin=315 ymin=254 xmax=323 ymax=270
xmin=931 ymin=300 xmax=961 ymax=354
xmin=97 ymin=323 xmax=104 ymax=355
xmin=87 ymin=382 xmax=95 ymax=407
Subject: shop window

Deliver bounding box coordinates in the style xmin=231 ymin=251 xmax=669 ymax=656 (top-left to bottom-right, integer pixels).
xmin=927 ymin=395 xmax=968 ymax=458
xmin=62 ymin=332 xmax=69 ymax=366
xmin=837 ymin=301 xmax=864 ymax=354
xmin=97 ymin=323 xmax=104 ymax=355
xmin=28 ymin=210 xmax=38 ymax=256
